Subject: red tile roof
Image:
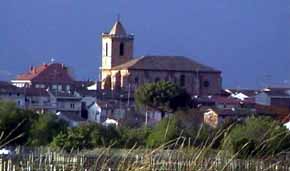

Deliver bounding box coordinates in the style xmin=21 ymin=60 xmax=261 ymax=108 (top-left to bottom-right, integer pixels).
xmin=16 ymin=63 xmax=75 ymax=83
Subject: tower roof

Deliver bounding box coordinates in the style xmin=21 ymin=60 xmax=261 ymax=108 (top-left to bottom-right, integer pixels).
xmin=109 ymin=20 xmax=127 ymax=36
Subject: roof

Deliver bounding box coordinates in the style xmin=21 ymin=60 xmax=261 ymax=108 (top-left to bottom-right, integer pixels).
xmin=226 ymin=89 xmax=259 ymax=97
xmin=261 ymin=87 xmax=290 ymax=97
xmin=109 ymin=21 xmax=127 ymax=36
xmin=111 ymin=56 xmax=220 ymax=72
xmin=0 ymin=82 xmax=22 ymax=95
xmin=15 ymin=63 xmax=75 ymax=83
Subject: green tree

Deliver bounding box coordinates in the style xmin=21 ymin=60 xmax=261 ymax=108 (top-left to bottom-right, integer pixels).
xmin=120 ymin=127 xmax=151 ymax=148
xmin=146 ymin=116 xmax=182 ymax=147
xmin=51 ymin=123 xmax=122 ymax=151
xmin=225 ymin=117 xmax=290 ymax=158
xmin=28 ymin=113 xmax=67 ymax=146
xmin=0 ymin=101 xmax=36 ymax=145
xmin=135 ymin=81 xmax=192 ymax=118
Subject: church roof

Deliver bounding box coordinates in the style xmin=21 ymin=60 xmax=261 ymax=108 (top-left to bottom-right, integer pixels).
xmin=111 ymin=56 xmax=220 ymax=72
xmin=109 ymin=21 xmax=127 ymax=36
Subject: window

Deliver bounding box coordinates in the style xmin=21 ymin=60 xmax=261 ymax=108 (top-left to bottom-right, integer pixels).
xmin=144 ymin=71 xmax=150 ymax=79
xmin=58 ymin=85 xmax=62 ymax=91
xmin=70 ymin=103 xmax=75 ymax=109
xmin=180 ymin=75 xmax=185 ymax=87
xmin=66 ymin=85 xmax=70 ymax=91
xmin=134 ymin=77 xmax=139 ymax=84
xmin=105 ymin=43 xmax=108 ymax=56
xmin=203 ymin=80 xmax=210 ymax=88
xmin=120 ymin=43 xmax=124 ymax=56
xmin=52 ymin=85 xmax=57 ymax=90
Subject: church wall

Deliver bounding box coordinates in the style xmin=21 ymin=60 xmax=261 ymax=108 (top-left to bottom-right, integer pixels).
xmin=199 ymin=72 xmax=222 ymax=96
xmin=111 ymin=38 xmax=133 ymax=67
xmin=120 ymin=70 xmax=221 ymax=96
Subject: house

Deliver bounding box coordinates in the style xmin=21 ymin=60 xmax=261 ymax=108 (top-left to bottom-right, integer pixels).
xmin=49 ymin=90 xmax=82 ymax=116
xmin=24 ymin=88 xmax=55 ymax=113
xmin=255 ymin=87 xmax=290 ymax=109
xmin=99 ymin=20 xmax=222 ymax=96
xmin=203 ymin=108 xmax=256 ymax=127
xmin=11 ymin=62 xmax=76 ymax=91
xmin=0 ymin=81 xmax=25 ymax=108
xmin=87 ymin=100 xmax=127 ymax=123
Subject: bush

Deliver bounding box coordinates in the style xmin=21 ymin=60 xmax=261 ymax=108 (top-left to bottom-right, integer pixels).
xmin=225 ymin=117 xmax=290 ymax=158
xmin=51 ymin=123 xmax=122 ymax=151
xmin=28 ymin=113 xmax=67 ymax=146
xmin=120 ymin=127 xmax=151 ymax=148
xmin=0 ymin=101 xmax=36 ymax=145
xmin=146 ymin=116 xmax=182 ymax=148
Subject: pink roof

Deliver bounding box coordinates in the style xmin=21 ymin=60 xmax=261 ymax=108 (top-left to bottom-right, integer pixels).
xmin=16 ymin=63 xmax=75 ymax=83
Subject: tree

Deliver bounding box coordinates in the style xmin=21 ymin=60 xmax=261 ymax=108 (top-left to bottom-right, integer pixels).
xmin=51 ymin=123 xmax=122 ymax=151
xmin=225 ymin=117 xmax=290 ymax=158
xmin=0 ymin=101 xmax=36 ymax=145
xmin=135 ymin=81 xmax=192 ymax=118
xmin=28 ymin=113 xmax=67 ymax=146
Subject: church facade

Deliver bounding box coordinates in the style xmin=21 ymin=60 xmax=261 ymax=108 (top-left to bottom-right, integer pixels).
xmin=99 ymin=20 xmax=222 ymax=96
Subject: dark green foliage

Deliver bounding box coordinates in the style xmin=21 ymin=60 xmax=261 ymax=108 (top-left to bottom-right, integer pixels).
xmin=0 ymin=101 xmax=36 ymax=145
xmin=146 ymin=116 xmax=182 ymax=147
xmin=28 ymin=113 xmax=67 ymax=146
xmin=51 ymin=123 xmax=122 ymax=151
xmin=0 ymin=101 xmax=67 ymax=146
xmin=120 ymin=127 xmax=151 ymax=148
xmin=135 ymin=81 xmax=192 ymax=118
xmin=226 ymin=117 xmax=290 ymax=158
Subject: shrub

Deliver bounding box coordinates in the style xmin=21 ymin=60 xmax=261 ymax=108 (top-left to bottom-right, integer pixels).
xmin=120 ymin=127 xmax=151 ymax=148
xmin=146 ymin=116 xmax=182 ymax=148
xmin=225 ymin=117 xmax=290 ymax=158
xmin=28 ymin=113 xmax=67 ymax=146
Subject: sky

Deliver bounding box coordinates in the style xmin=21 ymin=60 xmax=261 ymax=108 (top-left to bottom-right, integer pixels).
xmin=1 ymin=0 xmax=290 ymax=89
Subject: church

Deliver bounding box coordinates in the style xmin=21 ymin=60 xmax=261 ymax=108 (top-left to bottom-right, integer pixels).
xmin=99 ymin=20 xmax=222 ymax=96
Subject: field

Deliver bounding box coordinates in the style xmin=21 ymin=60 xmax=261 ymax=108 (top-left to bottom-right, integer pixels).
xmin=0 ymin=147 xmax=290 ymax=171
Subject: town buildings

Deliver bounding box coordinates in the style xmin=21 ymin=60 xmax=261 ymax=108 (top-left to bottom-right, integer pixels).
xmin=1 ymin=19 xmax=289 ymax=128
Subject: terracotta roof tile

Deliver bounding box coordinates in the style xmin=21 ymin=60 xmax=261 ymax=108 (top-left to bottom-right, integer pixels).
xmin=16 ymin=63 xmax=75 ymax=83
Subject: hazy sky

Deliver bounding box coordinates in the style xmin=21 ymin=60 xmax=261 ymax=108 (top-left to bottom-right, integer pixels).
xmin=1 ymin=0 xmax=290 ymax=88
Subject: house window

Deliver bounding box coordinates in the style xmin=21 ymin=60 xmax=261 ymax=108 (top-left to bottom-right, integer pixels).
xmin=105 ymin=43 xmax=108 ymax=56
xmin=134 ymin=77 xmax=139 ymax=84
xmin=144 ymin=71 xmax=150 ymax=79
xmin=180 ymin=75 xmax=185 ymax=87
xmin=52 ymin=85 xmax=57 ymax=90
xmin=70 ymin=103 xmax=75 ymax=109
xmin=120 ymin=43 xmax=124 ymax=56
xmin=66 ymin=85 xmax=70 ymax=91
xmin=58 ymin=85 xmax=62 ymax=91
xmin=203 ymin=80 xmax=210 ymax=88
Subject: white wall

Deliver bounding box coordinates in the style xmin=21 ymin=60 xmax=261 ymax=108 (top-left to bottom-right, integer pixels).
xmin=255 ymin=92 xmax=271 ymax=106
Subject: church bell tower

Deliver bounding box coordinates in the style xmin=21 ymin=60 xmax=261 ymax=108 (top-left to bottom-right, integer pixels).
xmin=100 ymin=19 xmax=134 ymax=89
xmin=101 ymin=20 xmax=134 ymax=69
